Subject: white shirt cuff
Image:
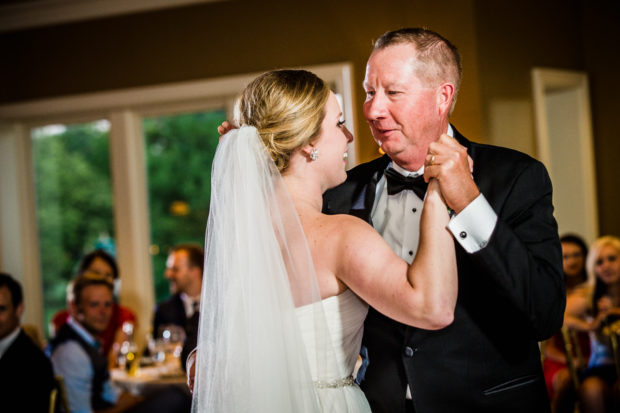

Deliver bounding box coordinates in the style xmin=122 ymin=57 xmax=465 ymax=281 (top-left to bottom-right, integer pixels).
xmin=448 ymin=194 xmax=497 ymax=253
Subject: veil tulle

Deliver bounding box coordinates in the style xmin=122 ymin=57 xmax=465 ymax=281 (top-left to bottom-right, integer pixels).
xmin=192 ymin=126 xmax=347 ymax=412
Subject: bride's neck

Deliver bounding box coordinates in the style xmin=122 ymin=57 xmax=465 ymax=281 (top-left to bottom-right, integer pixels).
xmin=282 ymin=174 xmax=323 ymax=212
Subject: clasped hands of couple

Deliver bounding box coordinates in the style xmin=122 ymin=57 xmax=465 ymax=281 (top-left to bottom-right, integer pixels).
xmin=217 ymin=120 xmax=479 ymax=215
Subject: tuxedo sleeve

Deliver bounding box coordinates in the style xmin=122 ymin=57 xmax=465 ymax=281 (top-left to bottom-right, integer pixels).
xmin=471 ymin=159 xmax=565 ymax=341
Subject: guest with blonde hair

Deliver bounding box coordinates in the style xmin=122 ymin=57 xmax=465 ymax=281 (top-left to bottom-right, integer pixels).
xmin=578 ymin=235 xmax=620 ymax=413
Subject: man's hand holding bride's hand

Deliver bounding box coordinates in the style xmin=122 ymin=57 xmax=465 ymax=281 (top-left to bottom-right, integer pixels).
xmin=424 ymin=134 xmax=478 ymax=214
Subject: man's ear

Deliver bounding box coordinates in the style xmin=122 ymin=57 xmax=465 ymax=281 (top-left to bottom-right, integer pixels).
xmin=437 ymin=83 xmax=455 ymax=115
xmin=16 ymin=302 xmax=24 ymax=319
xmin=69 ymin=300 xmax=83 ymax=320
xmin=192 ymin=265 xmax=203 ymax=280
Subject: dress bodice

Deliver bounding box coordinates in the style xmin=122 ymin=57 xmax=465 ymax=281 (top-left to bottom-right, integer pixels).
xmin=296 ymin=289 xmax=371 ymax=412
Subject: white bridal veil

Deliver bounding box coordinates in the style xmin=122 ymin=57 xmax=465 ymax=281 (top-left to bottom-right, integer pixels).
xmin=192 ymin=126 xmax=347 ymax=412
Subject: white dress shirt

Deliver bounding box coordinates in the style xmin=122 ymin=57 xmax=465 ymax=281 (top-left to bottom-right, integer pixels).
xmin=180 ymin=292 xmax=200 ymax=318
xmin=50 ymin=317 xmax=119 ymax=413
xmin=369 ymin=125 xmax=497 ymax=399
xmin=371 ymin=125 xmax=497 ymax=258
xmin=0 ymin=326 xmax=20 ymax=360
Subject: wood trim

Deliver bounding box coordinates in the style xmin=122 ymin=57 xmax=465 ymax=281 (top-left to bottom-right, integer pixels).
xmin=0 ymin=0 xmax=225 ymax=33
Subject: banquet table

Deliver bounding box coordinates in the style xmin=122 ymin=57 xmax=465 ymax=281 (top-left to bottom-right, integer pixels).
xmin=111 ymin=363 xmax=188 ymax=397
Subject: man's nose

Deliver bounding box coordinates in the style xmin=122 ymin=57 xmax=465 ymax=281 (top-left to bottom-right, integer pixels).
xmin=364 ymin=93 xmax=387 ymax=120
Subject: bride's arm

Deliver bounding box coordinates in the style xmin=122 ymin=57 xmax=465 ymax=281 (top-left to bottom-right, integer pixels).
xmin=336 ymin=179 xmax=457 ymax=329
xmin=407 ymin=178 xmax=458 ymax=327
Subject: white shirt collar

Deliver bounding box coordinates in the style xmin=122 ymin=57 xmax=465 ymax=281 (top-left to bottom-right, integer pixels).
xmin=0 ymin=326 xmax=21 ymax=359
xmin=180 ymin=292 xmax=200 ymax=318
xmin=390 ymin=161 xmax=424 ymax=177
xmin=447 ymin=124 xmax=454 ymax=138
xmin=67 ymin=316 xmax=98 ymax=347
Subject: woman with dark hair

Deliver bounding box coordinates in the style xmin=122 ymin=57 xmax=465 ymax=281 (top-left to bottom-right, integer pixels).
xmin=50 ymin=249 xmax=137 ymax=368
xmin=543 ymin=234 xmax=591 ymax=412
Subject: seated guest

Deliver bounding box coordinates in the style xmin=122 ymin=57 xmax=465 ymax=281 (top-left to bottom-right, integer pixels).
xmin=579 ymin=236 xmax=620 ymax=413
xmin=50 ymin=249 xmax=137 ymax=368
xmin=47 ymin=272 xmax=141 ymax=413
xmin=0 ymin=272 xmax=54 ymax=413
xmin=153 ymin=244 xmax=203 ymax=369
xmin=543 ymin=234 xmax=591 ymax=413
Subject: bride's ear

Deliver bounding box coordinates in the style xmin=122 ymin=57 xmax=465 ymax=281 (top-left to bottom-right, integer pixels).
xmin=301 ymin=144 xmax=319 ymax=162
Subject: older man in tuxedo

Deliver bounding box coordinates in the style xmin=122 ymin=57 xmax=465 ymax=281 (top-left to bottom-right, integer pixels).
xmin=323 ymin=28 xmax=565 ymax=413
xmin=0 ymin=272 xmax=54 ymax=413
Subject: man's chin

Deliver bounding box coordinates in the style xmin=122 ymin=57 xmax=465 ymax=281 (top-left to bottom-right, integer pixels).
xmin=379 ymin=143 xmax=404 ymax=158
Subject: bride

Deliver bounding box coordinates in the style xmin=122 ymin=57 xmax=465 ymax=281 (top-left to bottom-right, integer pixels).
xmin=191 ymin=69 xmax=457 ymax=412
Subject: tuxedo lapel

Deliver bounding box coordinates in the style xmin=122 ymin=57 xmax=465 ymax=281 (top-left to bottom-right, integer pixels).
xmin=351 ymin=155 xmax=391 ymax=223
xmin=323 ymin=154 xmax=390 ymax=223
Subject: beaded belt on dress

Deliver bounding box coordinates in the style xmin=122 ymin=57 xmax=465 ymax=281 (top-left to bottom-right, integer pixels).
xmin=313 ymin=375 xmax=355 ymax=389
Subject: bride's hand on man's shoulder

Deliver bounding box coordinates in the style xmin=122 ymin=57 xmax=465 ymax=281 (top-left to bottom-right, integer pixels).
xmin=217 ymin=121 xmax=237 ymax=140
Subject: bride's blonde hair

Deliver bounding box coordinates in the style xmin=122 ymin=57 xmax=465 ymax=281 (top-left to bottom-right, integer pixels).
xmin=234 ymin=69 xmax=330 ymax=172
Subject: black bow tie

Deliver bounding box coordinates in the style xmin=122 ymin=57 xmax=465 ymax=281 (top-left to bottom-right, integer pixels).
xmin=384 ymin=167 xmax=427 ymax=199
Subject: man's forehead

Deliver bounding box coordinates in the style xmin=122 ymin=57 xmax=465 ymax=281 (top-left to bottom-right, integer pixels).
xmin=167 ymin=250 xmax=187 ymax=266
xmin=0 ymin=286 xmax=12 ymax=305
xmin=82 ymin=284 xmax=113 ymax=299
xmin=365 ymin=47 xmax=417 ymax=82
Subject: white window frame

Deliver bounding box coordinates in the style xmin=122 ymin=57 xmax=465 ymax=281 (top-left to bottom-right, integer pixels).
xmin=0 ymin=62 xmax=357 ymax=342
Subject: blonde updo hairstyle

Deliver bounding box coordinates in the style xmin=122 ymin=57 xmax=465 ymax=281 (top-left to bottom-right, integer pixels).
xmin=234 ymin=70 xmax=330 ymax=172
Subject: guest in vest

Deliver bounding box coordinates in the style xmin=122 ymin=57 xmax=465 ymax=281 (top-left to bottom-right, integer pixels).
xmin=50 ymin=249 xmax=137 ymax=368
xmin=48 ymin=272 xmax=141 ymax=413
xmin=153 ymin=244 xmax=203 ymax=370
xmin=0 ymin=272 xmax=54 ymax=412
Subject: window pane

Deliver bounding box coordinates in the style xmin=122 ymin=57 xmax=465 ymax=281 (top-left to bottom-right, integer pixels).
xmin=31 ymin=120 xmax=115 ymax=336
xmin=144 ymin=109 xmax=226 ymax=302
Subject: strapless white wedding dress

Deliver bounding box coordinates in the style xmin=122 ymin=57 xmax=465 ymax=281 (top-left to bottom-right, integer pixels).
xmin=296 ymin=289 xmax=372 ymax=412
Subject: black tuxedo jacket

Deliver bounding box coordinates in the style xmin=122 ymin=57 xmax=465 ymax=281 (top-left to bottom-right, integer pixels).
xmin=0 ymin=329 xmax=54 ymax=413
xmin=153 ymin=293 xmax=198 ymax=370
xmin=323 ymin=128 xmax=565 ymax=413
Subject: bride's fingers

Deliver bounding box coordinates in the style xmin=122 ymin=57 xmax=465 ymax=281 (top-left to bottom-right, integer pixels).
xmin=217 ymin=121 xmax=236 ymax=137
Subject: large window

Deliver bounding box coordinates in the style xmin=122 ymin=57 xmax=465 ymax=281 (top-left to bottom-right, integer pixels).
xmin=144 ymin=110 xmax=226 ymax=301
xmin=0 ymin=63 xmax=356 ymax=340
xmin=31 ymin=120 xmax=116 ymax=330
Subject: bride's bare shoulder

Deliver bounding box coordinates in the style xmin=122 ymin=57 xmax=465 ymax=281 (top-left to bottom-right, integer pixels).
xmin=323 ymin=213 xmax=370 ymax=227
xmin=319 ymin=213 xmax=379 ymax=241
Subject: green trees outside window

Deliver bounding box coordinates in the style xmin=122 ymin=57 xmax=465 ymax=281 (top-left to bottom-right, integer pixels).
xmin=144 ymin=109 xmax=225 ymax=301
xmin=32 ymin=120 xmax=115 ymax=332
xmin=32 ymin=109 xmax=225 ymax=336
